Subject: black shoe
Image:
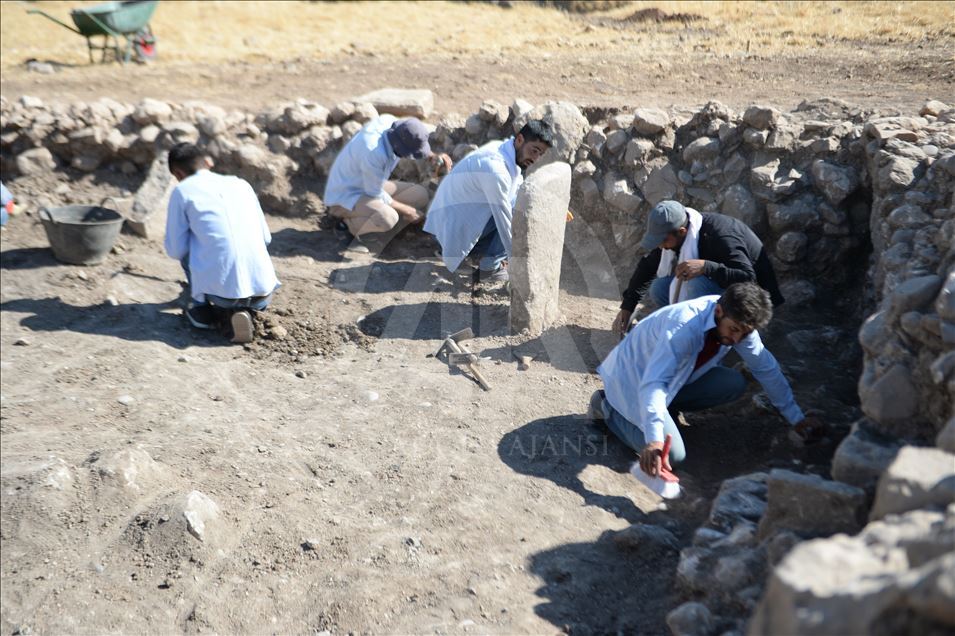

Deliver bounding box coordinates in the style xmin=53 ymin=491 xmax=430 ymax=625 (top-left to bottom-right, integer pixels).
xmin=333 ymin=220 xmax=353 ymax=240
xmin=588 ymin=390 xmax=606 ymax=423
xmin=186 ymin=304 xmax=219 ymax=330
xmin=478 ymin=264 xmax=509 ymax=283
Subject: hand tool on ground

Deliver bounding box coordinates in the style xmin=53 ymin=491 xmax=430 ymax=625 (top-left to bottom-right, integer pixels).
xmin=630 ymin=434 xmax=682 ymax=499
xmin=433 ymin=328 xmax=491 ymax=390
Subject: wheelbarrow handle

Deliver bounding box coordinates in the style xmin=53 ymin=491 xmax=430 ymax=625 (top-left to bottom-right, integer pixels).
xmin=38 ymin=207 xmax=55 ymax=224
xmin=27 ymin=9 xmax=82 ymax=35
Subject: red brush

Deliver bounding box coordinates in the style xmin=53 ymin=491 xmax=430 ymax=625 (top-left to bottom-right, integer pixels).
xmin=630 ymin=434 xmax=682 ymax=499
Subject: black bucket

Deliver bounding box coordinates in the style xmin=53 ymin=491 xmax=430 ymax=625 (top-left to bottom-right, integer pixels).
xmin=39 ymin=202 xmax=125 ymax=265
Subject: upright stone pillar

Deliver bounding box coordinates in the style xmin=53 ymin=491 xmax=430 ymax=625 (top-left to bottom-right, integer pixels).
xmin=126 ymin=154 xmax=174 ymax=239
xmin=509 ymin=161 xmax=572 ymax=335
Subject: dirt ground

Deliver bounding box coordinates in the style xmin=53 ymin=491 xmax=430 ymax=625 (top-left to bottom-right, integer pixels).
xmin=0 ymin=1 xmax=947 ymax=634
xmin=2 ymin=173 xmax=860 ymax=634
xmin=1 ymin=1 xmax=952 ymax=115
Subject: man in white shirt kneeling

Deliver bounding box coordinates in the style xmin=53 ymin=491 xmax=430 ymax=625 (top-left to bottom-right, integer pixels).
xmin=592 ymin=282 xmax=824 ymax=479
xmin=324 ymin=115 xmax=451 ymax=253
xmin=424 ymin=119 xmax=553 ymax=283
xmin=164 ymin=143 xmax=281 ymax=344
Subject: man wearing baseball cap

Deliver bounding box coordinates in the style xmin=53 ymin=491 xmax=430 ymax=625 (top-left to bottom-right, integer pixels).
xmin=611 ymin=199 xmax=785 ymax=336
xmin=325 ymin=115 xmax=451 ymax=252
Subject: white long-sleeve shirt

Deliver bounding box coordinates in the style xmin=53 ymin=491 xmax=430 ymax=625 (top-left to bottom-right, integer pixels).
xmin=424 ymin=137 xmax=522 ymax=272
xmin=165 ymin=170 xmax=279 ymax=303
xmin=323 ymin=115 xmax=399 ymax=210
xmin=598 ymin=295 xmax=804 ymax=444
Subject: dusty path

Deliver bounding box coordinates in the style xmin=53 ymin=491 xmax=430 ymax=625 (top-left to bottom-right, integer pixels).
xmin=2 ymin=46 xmax=952 ymax=117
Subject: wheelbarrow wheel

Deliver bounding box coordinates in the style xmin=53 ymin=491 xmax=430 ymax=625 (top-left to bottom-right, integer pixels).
xmin=133 ymin=26 xmax=157 ymax=62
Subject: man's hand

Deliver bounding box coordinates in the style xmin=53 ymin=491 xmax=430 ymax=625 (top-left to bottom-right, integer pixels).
xmin=393 ymin=201 xmax=425 ymax=225
xmin=612 ymin=309 xmax=633 ymax=337
xmin=675 ymin=259 xmax=706 ymax=280
xmin=639 ymin=441 xmax=669 ymax=477
xmin=430 ymin=153 xmax=452 ymax=177
xmin=793 ymin=415 xmax=826 ymax=444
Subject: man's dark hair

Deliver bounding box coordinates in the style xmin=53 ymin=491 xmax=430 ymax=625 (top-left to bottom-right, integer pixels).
xmin=518 ymin=119 xmax=555 ymax=147
xmin=167 ymin=142 xmax=206 ymax=175
xmin=718 ymin=282 xmax=773 ymax=331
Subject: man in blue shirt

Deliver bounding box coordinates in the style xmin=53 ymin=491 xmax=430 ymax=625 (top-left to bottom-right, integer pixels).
xmin=165 ymin=143 xmax=280 ymax=344
xmin=593 ymin=282 xmax=824 ymax=478
xmin=325 ymin=115 xmax=451 ymax=252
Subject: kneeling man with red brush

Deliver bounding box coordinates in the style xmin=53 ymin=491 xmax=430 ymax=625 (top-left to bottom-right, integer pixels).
xmin=591 ymin=282 xmax=824 ymax=494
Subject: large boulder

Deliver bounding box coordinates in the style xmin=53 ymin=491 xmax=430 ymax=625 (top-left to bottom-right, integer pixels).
xmin=743 ymin=105 xmax=781 ymax=130
xmin=721 ymin=184 xmax=761 ymax=228
xmin=811 ymin=159 xmax=858 ymax=205
xmin=832 ymin=421 xmax=903 ymax=494
xmin=860 ymin=364 xmax=920 ymax=430
xmin=132 ymin=98 xmax=173 ymax=125
xmin=870 ymin=446 xmax=955 ymax=520
xmin=602 ymin=174 xmax=642 ymax=213
xmin=757 ymin=470 xmax=867 ymax=540
xmin=353 ymin=88 xmax=433 ymax=119
xmin=525 ymin=101 xmax=589 ymax=167
xmin=631 ymin=107 xmax=670 ymax=135
xmin=749 ymin=509 xmax=954 ymax=636
xmin=15 ymin=147 xmax=56 ymax=175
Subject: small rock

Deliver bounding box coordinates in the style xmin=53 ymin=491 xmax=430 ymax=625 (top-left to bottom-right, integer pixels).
xmin=614 ymin=523 xmax=680 ymax=553
xmin=117 ymin=395 xmax=135 ymax=406
xmin=182 ymin=490 xmax=220 ymax=541
xmin=302 ymin=539 xmax=319 ymax=551
xmin=14 ymin=338 xmax=30 ymax=346
xmin=362 ymin=390 xmax=379 ymax=402
xmin=26 ymin=60 xmax=55 ymax=74
xmin=104 ymin=296 xmax=119 ymax=306
xmin=295 ymin=370 xmax=307 ymax=379
xmin=177 ymin=355 xmax=189 ymax=363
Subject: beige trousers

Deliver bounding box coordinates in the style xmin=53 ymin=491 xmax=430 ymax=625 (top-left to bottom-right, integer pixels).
xmin=329 ymin=181 xmax=429 ymax=237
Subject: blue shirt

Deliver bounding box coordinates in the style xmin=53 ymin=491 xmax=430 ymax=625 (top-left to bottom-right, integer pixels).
xmin=424 ymin=137 xmax=522 ymax=272
xmin=598 ymin=295 xmax=804 ymax=444
xmin=165 ymin=170 xmax=279 ymax=303
xmin=323 ymin=115 xmax=399 ymax=210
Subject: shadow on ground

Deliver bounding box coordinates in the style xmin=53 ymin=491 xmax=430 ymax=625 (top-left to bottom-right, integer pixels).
xmin=527 ymin=529 xmax=681 ymax=635
xmin=1 ymin=297 xmax=230 ymax=349
xmin=1 ymin=247 xmax=61 ymax=271
xmin=358 ymin=300 xmax=509 ymax=341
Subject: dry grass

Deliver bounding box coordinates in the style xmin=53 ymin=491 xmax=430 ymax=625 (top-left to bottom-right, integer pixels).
xmin=1 ymin=0 xmax=951 ymax=70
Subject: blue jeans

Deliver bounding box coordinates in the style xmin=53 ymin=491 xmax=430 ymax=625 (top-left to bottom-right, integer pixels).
xmin=600 ymin=366 xmax=747 ymax=464
xmin=468 ymin=217 xmax=507 ymax=272
xmin=181 ymin=259 xmax=272 ymax=311
xmin=649 ymin=274 xmax=724 ymax=307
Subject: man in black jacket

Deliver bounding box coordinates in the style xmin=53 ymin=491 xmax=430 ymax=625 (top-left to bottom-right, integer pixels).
xmin=612 ymin=200 xmax=784 ymax=336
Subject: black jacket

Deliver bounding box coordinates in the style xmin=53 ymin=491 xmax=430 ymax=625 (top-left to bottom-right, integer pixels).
xmin=620 ymin=213 xmax=785 ymax=311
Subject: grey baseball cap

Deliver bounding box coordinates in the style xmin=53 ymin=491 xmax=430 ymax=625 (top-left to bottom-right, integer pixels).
xmin=387 ymin=118 xmax=432 ymax=159
xmin=640 ymin=200 xmax=689 ymax=250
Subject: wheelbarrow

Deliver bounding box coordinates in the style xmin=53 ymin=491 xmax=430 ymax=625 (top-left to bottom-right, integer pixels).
xmin=29 ymin=0 xmax=158 ymax=65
